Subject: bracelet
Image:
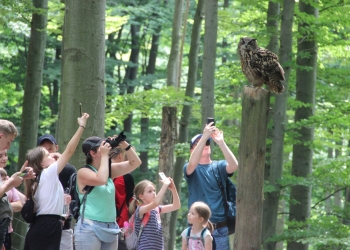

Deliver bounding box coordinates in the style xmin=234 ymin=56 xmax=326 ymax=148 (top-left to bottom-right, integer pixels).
xmin=80 ymin=125 xmax=85 ymax=129
xmin=125 ymin=144 xmax=132 ymax=151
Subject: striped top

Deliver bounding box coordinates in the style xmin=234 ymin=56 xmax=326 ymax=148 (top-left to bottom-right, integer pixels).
xmin=134 ymin=206 xmax=163 ymax=250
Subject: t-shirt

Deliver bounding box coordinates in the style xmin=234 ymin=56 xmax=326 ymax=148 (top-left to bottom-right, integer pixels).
xmin=183 ymin=160 xmax=229 ymax=223
xmin=134 ymin=206 xmax=163 ymax=250
xmin=77 ymin=165 xmax=116 ymax=222
xmin=0 ymin=194 xmax=11 ymax=220
xmin=35 ymin=162 xmax=64 ymax=215
xmin=6 ymin=187 xmax=20 ymax=233
xmin=181 ymin=227 xmax=212 ymax=250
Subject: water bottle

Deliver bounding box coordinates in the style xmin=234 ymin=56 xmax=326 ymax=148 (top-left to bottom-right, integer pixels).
xmin=62 ymin=188 xmax=70 ymax=217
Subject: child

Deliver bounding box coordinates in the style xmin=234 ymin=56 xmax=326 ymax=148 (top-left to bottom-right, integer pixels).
xmin=23 ymin=113 xmax=89 ymax=250
xmin=181 ymin=201 xmax=214 ymax=250
xmin=129 ymin=177 xmax=181 ymax=250
xmin=0 ymin=168 xmax=22 ymax=250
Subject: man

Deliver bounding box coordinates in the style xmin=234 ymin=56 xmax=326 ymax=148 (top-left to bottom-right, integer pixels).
xmin=183 ymin=122 xmax=238 ymax=250
xmin=0 ymin=119 xmax=35 ymax=248
xmin=37 ymin=134 xmax=77 ymax=250
xmin=109 ymin=147 xmax=135 ymax=250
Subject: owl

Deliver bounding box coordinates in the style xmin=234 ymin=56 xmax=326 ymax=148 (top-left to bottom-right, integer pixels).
xmin=238 ymin=37 xmax=285 ymax=94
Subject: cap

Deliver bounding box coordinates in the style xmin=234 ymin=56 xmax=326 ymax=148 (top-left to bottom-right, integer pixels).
xmin=82 ymin=136 xmax=103 ymax=155
xmin=37 ymin=134 xmax=57 ymax=146
xmin=190 ymin=134 xmax=212 ymax=149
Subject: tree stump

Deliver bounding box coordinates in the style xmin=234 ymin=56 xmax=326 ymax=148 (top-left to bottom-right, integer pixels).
xmin=234 ymin=87 xmax=270 ymax=250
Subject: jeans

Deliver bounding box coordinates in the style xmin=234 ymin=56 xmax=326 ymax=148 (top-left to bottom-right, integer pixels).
xmin=0 ymin=218 xmax=10 ymax=249
xmin=212 ymin=226 xmax=230 ymax=250
xmin=74 ymin=219 xmax=118 ymax=250
xmin=60 ymin=229 xmax=73 ymax=250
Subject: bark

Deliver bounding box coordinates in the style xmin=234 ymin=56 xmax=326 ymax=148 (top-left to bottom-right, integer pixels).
xmin=58 ymin=0 xmax=106 ymax=168
xmin=169 ymin=0 xmax=205 ymax=248
xmin=287 ymin=1 xmax=318 ymax=249
xmin=166 ymin=0 xmax=183 ymax=87
xmin=13 ymin=0 xmax=48 ymax=248
xmin=201 ymin=0 xmax=217 ymax=126
xmin=158 ymin=107 xmax=177 ymax=250
xmin=262 ymin=1 xmax=295 ymax=249
xmin=140 ymin=19 xmax=163 ymax=172
xmin=123 ymin=23 xmax=141 ymax=133
xmin=234 ymin=87 xmax=270 ymax=250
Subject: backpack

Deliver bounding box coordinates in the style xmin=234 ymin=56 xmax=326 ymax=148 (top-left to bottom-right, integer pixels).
xmin=67 ymin=165 xmax=95 ymax=222
xmin=186 ymin=226 xmax=216 ymax=250
xmin=124 ymin=211 xmax=151 ymax=250
xmin=21 ymin=174 xmax=41 ymax=223
xmin=212 ymin=161 xmax=237 ymax=235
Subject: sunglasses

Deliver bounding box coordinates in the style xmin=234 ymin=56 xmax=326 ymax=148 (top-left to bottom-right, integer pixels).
xmin=192 ymin=139 xmax=210 ymax=148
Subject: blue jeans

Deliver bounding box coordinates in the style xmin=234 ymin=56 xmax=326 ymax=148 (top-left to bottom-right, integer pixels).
xmin=212 ymin=226 xmax=230 ymax=250
xmin=74 ymin=219 xmax=119 ymax=250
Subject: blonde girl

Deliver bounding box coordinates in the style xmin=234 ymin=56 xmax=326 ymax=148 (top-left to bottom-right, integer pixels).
xmin=181 ymin=201 xmax=214 ymax=250
xmin=129 ymin=178 xmax=181 ymax=250
xmin=23 ymin=113 xmax=89 ymax=250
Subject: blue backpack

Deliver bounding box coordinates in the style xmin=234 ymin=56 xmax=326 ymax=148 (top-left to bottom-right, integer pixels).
xmin=186 ymin=226 xmax=216 ymax=250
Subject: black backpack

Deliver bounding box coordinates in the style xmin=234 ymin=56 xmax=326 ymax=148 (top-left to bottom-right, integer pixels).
xmin=186 ymin=226 xmax=216 ymax=250
xmin=67 ymin=165 xmax=95 ymax=222
xmin=212 ymin=161 xmax=237 ymax=235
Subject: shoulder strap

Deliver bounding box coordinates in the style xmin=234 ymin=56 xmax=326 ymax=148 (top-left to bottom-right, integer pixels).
xmin=80 ymin=165 xmax=96 ymax=223
xmin=186 ymin=226 xmax=192 ymax=247
xmin=211 ymin=161 xmax=229 ymax=213
xmin=200 ymin=228 xmax=208 ymax=246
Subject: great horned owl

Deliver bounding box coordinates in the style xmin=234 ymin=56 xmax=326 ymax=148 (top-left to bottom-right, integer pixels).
xmin=238 ymin=37 xmax=285 ymax=94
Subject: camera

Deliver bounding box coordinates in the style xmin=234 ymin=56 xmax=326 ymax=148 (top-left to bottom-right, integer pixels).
xmin=105 ymin=131 xmax=127 ymax=148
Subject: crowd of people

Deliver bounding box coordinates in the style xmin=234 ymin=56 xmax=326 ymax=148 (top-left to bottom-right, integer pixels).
xmin=0 ymin=116 xmax=238 ymax=250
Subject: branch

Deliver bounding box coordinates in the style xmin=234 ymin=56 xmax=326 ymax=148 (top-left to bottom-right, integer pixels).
xmin=311 ymin=187 xmax=347 ymax=209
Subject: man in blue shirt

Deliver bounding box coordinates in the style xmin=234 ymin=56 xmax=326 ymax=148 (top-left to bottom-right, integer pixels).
xmin=183 ymin=122 xmax=238 ymax=250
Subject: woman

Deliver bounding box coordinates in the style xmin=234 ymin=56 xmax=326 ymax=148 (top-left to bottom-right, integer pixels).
xmin=23 ymin=114 xmax=89 ymax=250
xmin=74 ymin=135 xmax=141 ymax=250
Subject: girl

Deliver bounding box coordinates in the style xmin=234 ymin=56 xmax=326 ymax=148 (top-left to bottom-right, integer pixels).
xmin=74 ymin=136 xmax=142 ymax=250
xmin=23 ymin=113 xmax=89 ymax=250
xmin=181 ymin=202 xmax=214 ymax=250
xmin=129 ymin=178 xmax=181 ymax=250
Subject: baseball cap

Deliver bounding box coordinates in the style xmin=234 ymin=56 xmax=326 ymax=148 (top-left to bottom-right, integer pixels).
xmin=190 ymin=134 xmax=210 ymax=149
xmin=82 ymin=136 xmax=103 ymax=155
xmin=37 ymin=134 xmax=57 ymax=146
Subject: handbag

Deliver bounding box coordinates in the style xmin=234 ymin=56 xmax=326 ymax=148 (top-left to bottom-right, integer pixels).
xmin=212 ymin=161 xmax=236 ymax=235
xmin=85 ymin=219 xmax=120 ymax=243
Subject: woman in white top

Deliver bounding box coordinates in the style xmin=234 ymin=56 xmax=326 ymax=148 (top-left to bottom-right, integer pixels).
xmin=23 ymin=113 xmax=89 ymax=250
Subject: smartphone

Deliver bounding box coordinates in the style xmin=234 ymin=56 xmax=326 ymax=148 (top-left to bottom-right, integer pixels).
xmin=207 ymin=117 xmax=215 ymax=126
xmin=159 ymin=172 xmax=167 ymax=181
xmin=79 ymin=103 xmax=82 ymax=116
xmin=19 ymin=169 xmax=29 ymax=177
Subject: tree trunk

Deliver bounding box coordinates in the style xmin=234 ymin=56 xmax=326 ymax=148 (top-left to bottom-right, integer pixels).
xmin=58 ymin=0 xmax=106 ymax=168
xmin=17 ymin=0 xmax=48 ymax=167
xmin=13 ymin=0 xmax=48 ymax=248
xmin=201 ymin=0 xmax=217 ymax=125
xmin=123 ymin=23 xmax=141 ymax=133
xmin=166 ymin=0 xmax=183 ymax=87
xmin=234 ymin=87 xmax=270 ymax=250
xmin=262 ymin=1 xmax=295 ymax=249
xmin=169 ymin=0 xmax=205 ymax=248
xmin=158 ymin=107 xmax=177 ymax=250
xmin=286 ymin=1 xmax=318 ymax=249
xmin=140 ymin=21 xmax=162 ymax=172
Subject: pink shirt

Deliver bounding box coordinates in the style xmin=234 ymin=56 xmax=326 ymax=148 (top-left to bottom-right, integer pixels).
xmin=6 ymin=187 xmax=20 ymax=233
